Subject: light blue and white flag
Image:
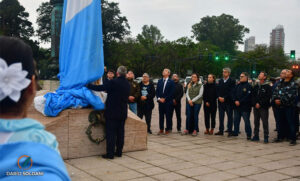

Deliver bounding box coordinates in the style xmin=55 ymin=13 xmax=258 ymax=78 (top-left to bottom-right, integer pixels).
xmin=44 ymin=0 xmax=105 ymax=117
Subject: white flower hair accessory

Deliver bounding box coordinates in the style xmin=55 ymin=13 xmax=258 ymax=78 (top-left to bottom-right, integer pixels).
xmin=0 ymin=57 xmax=31 ymax=102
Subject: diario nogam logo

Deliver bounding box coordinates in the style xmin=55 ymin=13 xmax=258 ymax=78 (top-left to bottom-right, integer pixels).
xmin=6 ymin=155 xmax=43 ymax=176
xmin=17 ymin=155 xmax=33 ymax=170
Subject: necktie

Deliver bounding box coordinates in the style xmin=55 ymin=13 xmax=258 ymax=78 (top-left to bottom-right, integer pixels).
xmin=163 ymin=79 xmax=167 ymax=93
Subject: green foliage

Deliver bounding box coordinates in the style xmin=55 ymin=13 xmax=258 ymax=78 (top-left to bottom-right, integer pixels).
xmin=36 ymin=2 xmax=53 ymax=42
xmin=34 ymin=0 xmax=131 ymax=77
xmin=101 ymin=0 xmax=130 ymax=45
xmin=0 ymin=0 xmax=34 ymax=39
xmin=192 ymin=14 xmax=249 ymax=54
xmin=137 ymin=25 xmax=164 ymax=46
xmin=36 ymin=48 xmax=58 ymax=80
xmin=229 ymin=45 xmax=289 ymax=78
xmin=35 ymin=0 xmax=130 ymax=53
xmin=1 ymin=0 xmax=290 ymax=80
xmin=101 ymin=0 xmax=131 ymax=63
xmin=105 ymin=26 xmax=225 ymax=78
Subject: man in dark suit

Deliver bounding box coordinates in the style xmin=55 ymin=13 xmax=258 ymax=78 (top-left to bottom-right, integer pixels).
xmin=171 ymin=74 xmax=184 ymax=133
xmin=215 ymin=67 xmax=236 ymax=136
xmin=87 ymin=66 xmax=130 ymax=159
xmin=156 ymin=68 xmax=175 ymax=135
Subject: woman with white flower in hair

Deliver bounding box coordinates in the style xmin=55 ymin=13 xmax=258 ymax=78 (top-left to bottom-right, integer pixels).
xmin=0 ymin=36 xmax=70 ymax=180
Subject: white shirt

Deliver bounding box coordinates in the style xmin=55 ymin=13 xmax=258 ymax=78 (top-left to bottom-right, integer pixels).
xmin=163 ymin=78 xmax=169 ymax=93
xmin=223 ymin=77 xmax=229 ymax=83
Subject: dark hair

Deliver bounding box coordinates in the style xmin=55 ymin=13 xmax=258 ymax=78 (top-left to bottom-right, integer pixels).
xmin=191 ymin=73 xmax=200 ymax=81
xmin=107 ymin=69 xmax=115 ymax=74
xmin=289 ymin=69 xmax=295 ymax=77
xmin=241 ymin=72 xmax=248 ymax=77
xmin=287 ymin=69 xmax=296 ymax=80
xmin=0 ymin=36 xmax=35 ymax=114
xmin=269 ymin=77 xmax=276 ymax=84
xmin=208 ymin=74 xmax=216 ymax=82
xmin=260 ymin=71 xmax=267 ymax=79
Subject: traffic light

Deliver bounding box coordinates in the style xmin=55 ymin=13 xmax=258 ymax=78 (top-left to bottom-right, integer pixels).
xmin=224 ymin=55 xmax=229 ymax=61
xmin=290 ymin=50 xmax=296 ymax=60
xmin=214 ymin=54 xmax=220 ymax=61
xmin=252 ymin=70 xmax=256 ymax=74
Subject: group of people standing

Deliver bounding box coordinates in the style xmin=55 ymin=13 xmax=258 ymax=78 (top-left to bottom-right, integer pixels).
xmin=99 ymin=66 xmax=299 ymax=156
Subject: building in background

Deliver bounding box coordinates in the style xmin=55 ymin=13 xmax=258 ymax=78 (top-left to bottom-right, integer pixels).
xmin=270 ymin=25 xmax=285 ymax=50
xmin=244 ymin=36 xmax=256 ymax=52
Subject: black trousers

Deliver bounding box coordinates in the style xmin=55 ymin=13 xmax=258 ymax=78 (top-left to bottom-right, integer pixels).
xmin=278 ymin=107 xmax=296 ymax=141
xmin=106 ymin=119 xmax=125 ymax=157
xmin=272 ymin=106 xmax=280 ymax=131
xmin=218 ymin=103 xmax=233 ymax=133
xmin=204 ymin=104 xmax=216 ymax=129
xmin=138 ymin=108 xmax=152 ymax=131
xmin=295 ymin=109 xmax=299 ymax=133
xmin=186 ymin=106 xmax=197 ymax=133
xmin=171 ymin=103 xmax=182 ymax=131
xmin=276 ymin=107 xmax=289 ymax=139
xmin=159 ymin=102 xmax=173 ymax=131
xmin=253 ymin=107 xmax=269 ymax=138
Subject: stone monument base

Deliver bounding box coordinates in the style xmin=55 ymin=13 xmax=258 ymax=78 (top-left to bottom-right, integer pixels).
xmin=28 ymin=96 xmax=147 ymax=159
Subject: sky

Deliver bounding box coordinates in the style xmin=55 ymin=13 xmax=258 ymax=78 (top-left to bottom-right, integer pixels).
xmin=20 ymin=0 xmax=300 ymax=56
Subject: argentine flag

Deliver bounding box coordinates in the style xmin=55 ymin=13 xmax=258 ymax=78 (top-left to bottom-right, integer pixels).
xmin=44 ymin=0 xmax=105 ymax=116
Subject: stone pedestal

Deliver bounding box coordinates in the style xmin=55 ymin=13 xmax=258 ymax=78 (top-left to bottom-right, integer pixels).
xmin=28 ymin=101 xmax=147 ymax=159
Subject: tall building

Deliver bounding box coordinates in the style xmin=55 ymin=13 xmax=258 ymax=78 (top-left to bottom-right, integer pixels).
xmin=244 ymin=36 xmax=255 ymax=52
xmin=270 ymin=25 xmax=285 ymax=49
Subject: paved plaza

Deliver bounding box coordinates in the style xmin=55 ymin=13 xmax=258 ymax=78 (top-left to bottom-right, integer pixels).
xmin=65 ymin=97 xmax=300 ymax=181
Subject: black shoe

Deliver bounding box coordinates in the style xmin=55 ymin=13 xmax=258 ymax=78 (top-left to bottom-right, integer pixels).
xmin=102 ymin=154 xmax=114 ymax=159
xmin=215 ymin=131 xmax=224 ymax=136
xmin=272 ymin=138 xmax=283 ymax=143
xmin=148 ymin=130 xmax=152 ymax=134
xmin=247 ymin=137 xmax=251 ymax=140
xmin=114 ymin=152 xmax=122 ymax=157
xmin=224 ymin=129 xmax=229 ymax=133
xmin=251 ymin=136 xmax=260 ymax=141
xmin=289 ymin=140 xmax=297 ymax=146
xmin=228 ymin=132 xmax=238 ymax=137
xmin=264 ymin=137 xmax=269 ymax=144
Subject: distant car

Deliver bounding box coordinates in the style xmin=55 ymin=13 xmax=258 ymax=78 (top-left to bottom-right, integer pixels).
xmin=184 ymin=76 xmax=191 ymax=88
xmin=135 ymin=77 xmax=143 ymax=83
xmin=152 ymin=78 xmax=159 ymax=85
xmin=199 ymin=76 xmax=204 ymax=84
xmin=179 ymin=78 xmax=185 ymax=84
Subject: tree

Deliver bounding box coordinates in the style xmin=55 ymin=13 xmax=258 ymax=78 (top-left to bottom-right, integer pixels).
xmin=0 ymin=0 xmax=34 ymax=40
xmin=101 ymin=0 xmax=130 ymax=45
xmin=230 ymin=45 xmax=289 ymax=78
xmin=36 ymin=2 xmax=53 ymax=42
xmin=137 ymin=25 xmax=164 ymax=46
xmin=192 ymin=14 xmax=249 ymax=54
xmin=36 ymin=48 xmax=54 ymax=79
xmin=35 ymin=0 xmax=130 ymax=45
